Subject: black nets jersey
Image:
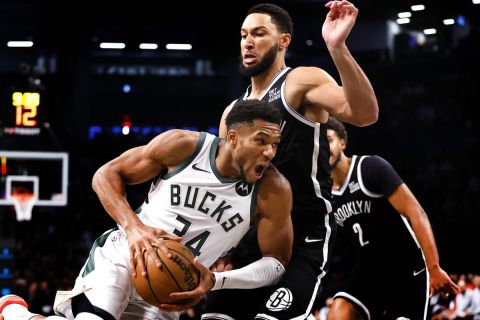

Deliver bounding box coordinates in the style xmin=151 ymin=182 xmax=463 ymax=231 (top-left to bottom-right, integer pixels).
xmin=233 ymin=67 xmax=332 ymax=227
xmin=331 ymin=155 xmax=424 ymax=270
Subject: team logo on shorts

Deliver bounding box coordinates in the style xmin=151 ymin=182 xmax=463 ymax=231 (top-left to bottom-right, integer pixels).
xmin=266 ymin=287 xmax=293 ymax=312
xmin=235 ymin=181 xmax=253 ymax=196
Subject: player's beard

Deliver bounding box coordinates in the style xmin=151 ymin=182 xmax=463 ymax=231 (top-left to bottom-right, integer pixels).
xmin=239 ymin=43 xmax=278 ymax=77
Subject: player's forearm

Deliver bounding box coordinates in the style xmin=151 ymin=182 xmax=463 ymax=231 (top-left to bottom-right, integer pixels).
xmin=92 ymin=166 xmax=140 ymax=230
xmin=409 ymin=209 xmax=440 ymax=271
xmin=210 ymin=256 xmax=285 ymax=290
xmin=328 ymin=44 xmax=378 ymax=126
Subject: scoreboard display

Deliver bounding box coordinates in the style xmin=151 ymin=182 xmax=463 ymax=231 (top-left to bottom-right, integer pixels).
xmin=1 ymin=88 xmax=43 ymax=136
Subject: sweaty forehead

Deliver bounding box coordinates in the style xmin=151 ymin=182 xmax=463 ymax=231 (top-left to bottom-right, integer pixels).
xmin=242 ymin=13 xmax=276 ymax=31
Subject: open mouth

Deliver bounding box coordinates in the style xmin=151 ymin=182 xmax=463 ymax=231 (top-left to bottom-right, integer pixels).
xmin=243 ymin=53 xmax=257 ymax=64
xmin=255 ymin=164 xmax=267 ymax=177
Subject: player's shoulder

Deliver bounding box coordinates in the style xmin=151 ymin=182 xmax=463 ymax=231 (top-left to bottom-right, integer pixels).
xmin=153 ymin=129 xmax=200 ymax=146
xmin=146 ymin=129 xmax=201 ymax=163
xmin=361 ymin=155 xmax=392 ymax=168
xmin=289 ymin=66 xmax=334 ymax=82
xmin=258 ymin=165 xmax=291 ymax=196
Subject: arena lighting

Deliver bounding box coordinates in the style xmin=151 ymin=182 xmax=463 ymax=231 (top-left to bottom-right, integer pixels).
xmin=99 ymin=42 xmax=126 ymax=49
xmin=443 ymin=19 xmax=455 ymax=25
xmin=411 ymin=4 xmax=425 ymax=11
xmin=398 ymin=12 xmax=412 ymax=18
xmin=7 ymin=41 xmax=33 ymax=48
xmin=473 ymin=0 xmax=480 ymax=4
xmin=397 ymin=18 xmax=410 ymax=24
xmin=423 ymin=28 xmax=437 ymax=35
xmin=139 ymin=43 xmax=158 ymax=50
xmin=166 ymin=43 xmax=192 ymax=50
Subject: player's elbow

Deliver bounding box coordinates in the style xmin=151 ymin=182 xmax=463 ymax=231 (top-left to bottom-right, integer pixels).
xmin=91 ymin=164 xmax=109 ymax=193
xmin=360 ymin=98 xmax=379 ymax=126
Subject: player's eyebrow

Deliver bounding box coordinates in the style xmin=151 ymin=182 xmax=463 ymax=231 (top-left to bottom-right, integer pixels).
xmin=241 ymin=26 xmax=270 ymax=33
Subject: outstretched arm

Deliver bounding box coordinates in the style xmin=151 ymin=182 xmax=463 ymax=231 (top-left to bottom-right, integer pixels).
xmin=92 ymin=129 xmax=197 ymax=276
xmin=388 ymin=184 xmax=460 ymax=297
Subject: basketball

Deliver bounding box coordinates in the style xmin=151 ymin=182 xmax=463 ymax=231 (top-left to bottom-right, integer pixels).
xmin=133 ymin=240 xmax=200 ymax=306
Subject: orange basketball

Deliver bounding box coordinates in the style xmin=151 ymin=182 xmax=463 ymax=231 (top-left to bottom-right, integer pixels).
xmin=133 ymin=240 xmax=200 ymax=307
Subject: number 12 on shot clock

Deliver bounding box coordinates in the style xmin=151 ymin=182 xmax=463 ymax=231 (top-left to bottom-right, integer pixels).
xmin=12 ymin=92 xmax=40 ymax=127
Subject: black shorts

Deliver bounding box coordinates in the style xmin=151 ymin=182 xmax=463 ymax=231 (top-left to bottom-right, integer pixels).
xmin=334 ymin=260 xmax=429 ymax=320
xmin=202 ymin=212 xmax=337 ymax=320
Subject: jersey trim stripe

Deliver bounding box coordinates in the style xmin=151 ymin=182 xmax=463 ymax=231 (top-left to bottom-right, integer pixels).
xmin=279 ymin=81 xmax=316 ymax=127
xmin=422 ymin=269 xmax=430 ymax=320
xmin=312 ymin=123 xmax=332 ymax=212
xmin=400 ymin=215 xmax=421 ymax=249
xmin=163 ymin=132 xmax=207 ymax=180
xmin=290 ymin=213 xmax=332 ymax=320
xmin=243 ymin=67 xmax=291 ymax=101
xmin=334 ymin=292 xmax=371 ymax=320
xmin=357 ymin=156 xmax=382 ymax=198
xmin=332 ymin=155 xmax=358 ymax=196
xmin=209 ymin=137 xmax=241 ymax=183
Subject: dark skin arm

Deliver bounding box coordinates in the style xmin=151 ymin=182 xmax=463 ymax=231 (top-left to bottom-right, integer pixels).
xmin=389 ymin=183 xmax=460 ymax=297
xmin=91 ymin=129 xmax=200 ymax=277
xmin=160 ymin=166 xmax=293 ymax=311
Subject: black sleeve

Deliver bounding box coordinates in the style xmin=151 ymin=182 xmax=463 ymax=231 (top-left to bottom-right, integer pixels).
xmin=360 ymin=155 xmax=404 ymax=197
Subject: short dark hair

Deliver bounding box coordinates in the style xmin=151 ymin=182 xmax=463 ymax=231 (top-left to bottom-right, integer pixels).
xmin=247 ymin=3 xmax=293 ymax=36
xmin=226 ymin=99 xmax=282 ymax=130
xmin=326 ymin=117 xmax=348 ymax=143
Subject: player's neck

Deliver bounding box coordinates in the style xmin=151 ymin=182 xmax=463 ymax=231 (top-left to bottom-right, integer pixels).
xmin=215 ymin=140 xmax=240 ymax=179
xmin=332 ymin=156 xmax=351 ymax=189
xmin=249 ymin=62 xmax=286 ymax=99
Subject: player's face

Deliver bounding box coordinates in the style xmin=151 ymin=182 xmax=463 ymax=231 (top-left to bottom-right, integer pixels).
xmin=327 ymin=129 xmax=345 ymax=169
xmin=233 ymin=120 xmax=281 ymax=183
xmin=239 ymin=13 xmax=280 ymax=77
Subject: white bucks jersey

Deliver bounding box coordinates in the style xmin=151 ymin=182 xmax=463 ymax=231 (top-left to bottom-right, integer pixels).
xmin=136 ymin=132 xmax=258 ymax=267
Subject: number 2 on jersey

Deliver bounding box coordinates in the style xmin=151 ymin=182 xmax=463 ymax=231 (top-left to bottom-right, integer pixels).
xmin=353 ymin=223 xmax=370 ymax=247
xmin=173 ymin=215 xmax=210 ymax=256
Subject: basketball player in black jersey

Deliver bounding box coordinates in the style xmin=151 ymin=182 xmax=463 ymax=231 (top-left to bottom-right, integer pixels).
xmin=202 ymin=2 xmax=378 ymax=319
xmin=325 ymin=117 xmax=459 ymax=320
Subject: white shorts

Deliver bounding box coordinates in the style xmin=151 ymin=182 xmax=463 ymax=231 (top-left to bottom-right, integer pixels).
xmin=53 ymin=228 xmax=180 ymax=320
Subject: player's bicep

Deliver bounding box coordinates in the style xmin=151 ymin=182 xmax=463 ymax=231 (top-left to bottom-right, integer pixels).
xmin=256 ymin=174 xmax=293 ymax=266
xmin=102 ymin=145 xmax=164 ymax=185
xmin=291 ymin=67 xmax=348 ymax=120
xmin=388 ymin=184 xmax=425 ymax=221
xmin=218 ymin=102 xmax=235 ymax=138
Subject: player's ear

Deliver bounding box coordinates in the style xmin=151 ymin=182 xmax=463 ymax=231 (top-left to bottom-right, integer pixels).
xmin=226 ymin=130 xmax=238 ymax=146
xmin=340 ymin=138 xmax=347 ymax=150
xmin=279 ymin=33 xmax=291 ymax=50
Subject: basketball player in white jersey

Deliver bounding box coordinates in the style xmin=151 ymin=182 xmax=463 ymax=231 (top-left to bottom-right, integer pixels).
xmin=325 ymin=117 xmax=459 ymax=319
xmin=0 ymin=99 xmax=294 ymax=320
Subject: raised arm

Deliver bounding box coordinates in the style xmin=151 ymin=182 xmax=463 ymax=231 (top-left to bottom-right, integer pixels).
xmin=286 ymin=1 xmax=378 ymax=126
xmin=388 ymin=184 xmax=460 ymax=298
xmin=92 ymin=129 xmax=198 ymax=276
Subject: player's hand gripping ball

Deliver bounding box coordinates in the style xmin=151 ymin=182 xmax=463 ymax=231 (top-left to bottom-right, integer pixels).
xmin=134 ymin=240 xmax=200 ymax=306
